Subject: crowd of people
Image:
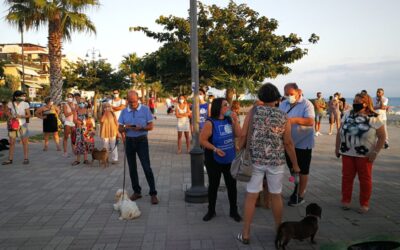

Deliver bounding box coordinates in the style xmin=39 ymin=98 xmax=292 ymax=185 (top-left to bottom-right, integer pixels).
xmin=1 ymin=84 xmax=390 ymax=244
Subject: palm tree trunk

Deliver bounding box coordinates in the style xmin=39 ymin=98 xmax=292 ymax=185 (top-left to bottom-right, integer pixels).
xmin=225 ymin=88 xmax=234 ymax=105
xmin=48 ymin=13 xmax=63 ymax=104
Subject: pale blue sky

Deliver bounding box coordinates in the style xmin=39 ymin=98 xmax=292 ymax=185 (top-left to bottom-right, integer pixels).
xmin=1 ymin=0 xmax=400 ymax=97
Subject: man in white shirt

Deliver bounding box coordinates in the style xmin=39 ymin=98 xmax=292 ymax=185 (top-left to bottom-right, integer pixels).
xmin=374 ymin=88 xmax=389 ymax=148
xmin=109 ymin=89 xmax=126 ymax=120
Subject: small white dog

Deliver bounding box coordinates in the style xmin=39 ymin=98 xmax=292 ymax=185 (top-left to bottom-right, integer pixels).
xmin=113 ymin=189 xmax=141 ymax=220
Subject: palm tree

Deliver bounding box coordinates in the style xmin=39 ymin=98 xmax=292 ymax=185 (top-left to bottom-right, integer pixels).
xmin=5 ymin=0 xmax=98 ymax=103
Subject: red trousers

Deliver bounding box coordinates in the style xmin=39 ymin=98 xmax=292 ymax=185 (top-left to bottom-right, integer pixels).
xmin=341 ymin=155 xmax=373 ymax=207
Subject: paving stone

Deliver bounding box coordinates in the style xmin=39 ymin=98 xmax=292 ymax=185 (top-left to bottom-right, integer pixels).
xmin=0 ymin=111 xmax=399 ymax=249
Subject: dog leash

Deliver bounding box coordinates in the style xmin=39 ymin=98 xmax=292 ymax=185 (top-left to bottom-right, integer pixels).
xmin=122 ymin=138 xmax=127 ymax=199
xmin=109 ymin=138 xmax=119 ymax=153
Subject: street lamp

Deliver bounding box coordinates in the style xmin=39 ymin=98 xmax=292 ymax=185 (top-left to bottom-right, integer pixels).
xmin=185 ymin=0 xmax=208 ymax=203
xmin=86 ymin=47 xmax=101 ymax=61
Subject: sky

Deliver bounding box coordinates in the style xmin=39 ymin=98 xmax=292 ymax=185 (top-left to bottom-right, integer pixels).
xmin=1 ymin=0 xmax=400 ymax=98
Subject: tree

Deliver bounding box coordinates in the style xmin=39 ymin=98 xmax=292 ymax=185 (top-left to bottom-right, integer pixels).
xmin=5 ymin=0 xmax=98 ymax=103
xmin=63 ymin=59 xmax=130 ymax=94
xmin=0 ymin=60 xmax=6 ymax=80
xmin=5 ymin=74 xmax=20 ymax=92
xmin=132 ymin=1 xmax=319 ymax=102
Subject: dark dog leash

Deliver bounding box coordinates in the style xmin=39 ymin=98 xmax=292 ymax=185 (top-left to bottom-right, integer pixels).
xmin=122 ymin=138 xmax=127 ymax=199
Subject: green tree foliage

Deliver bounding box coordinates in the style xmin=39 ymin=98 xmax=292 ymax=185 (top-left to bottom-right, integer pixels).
xmin=5 ymin=74 xmax=20 ymax=92
xmin=132 ymin=1 xmax=319 ymax=99
xmin=63 ymin=59 xmax=130 ymax=94
xmin=5 ymin=0 xmax=98 ymax=103
xmin=0 ymin=87 xmax=13 ymax=103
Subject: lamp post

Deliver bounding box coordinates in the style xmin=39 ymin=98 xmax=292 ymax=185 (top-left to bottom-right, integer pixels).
xmin=185 ymin=0 xmax=208 ymax=203
xmin=19 ymin=21 xmax=25 ymax=91
xmin=86 ymin=47 xmax=101 ymax=62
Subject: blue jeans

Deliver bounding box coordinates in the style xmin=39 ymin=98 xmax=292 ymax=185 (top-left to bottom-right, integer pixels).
xmin=125 ymin=136 xmax=157 ymax=196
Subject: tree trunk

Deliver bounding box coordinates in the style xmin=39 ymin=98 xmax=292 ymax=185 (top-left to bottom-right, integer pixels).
xmin=225 ymin=88 xmax=235 ymax=105
xmin=48 ymin=13 xmax=63 ymax=104
xmin=93 ymin=91 xmax=100 ymax=121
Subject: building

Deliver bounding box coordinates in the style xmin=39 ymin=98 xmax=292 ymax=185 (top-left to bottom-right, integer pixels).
xmin=0 ymin=43 xmax=52 ymax=98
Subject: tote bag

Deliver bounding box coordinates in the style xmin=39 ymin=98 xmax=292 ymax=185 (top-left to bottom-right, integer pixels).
xmin=230 ymin=107 xmax=255 ymax=182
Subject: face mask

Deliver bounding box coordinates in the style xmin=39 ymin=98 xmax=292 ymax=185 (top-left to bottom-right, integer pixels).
xmin=199 ymin=95 xmax=204 ymax=101
xmin=352 ymin=103 xmax=364 ymax=113
xmin=16 ymin=97 xmax=24 ymax=102
xmin=114 ymin=94 xmax=119 ymax=98
xmin=179 ymin=99 xmax=184 ymax=104
xmin=286 ymin=95 xmax=296 ymax=104
xmin=67 ymin=98 xmax=73 ymax=102
xmin=78 ymin=103 xmax=86 ymax=109
xmin=224 ymin=110 xmax=232 ymax=117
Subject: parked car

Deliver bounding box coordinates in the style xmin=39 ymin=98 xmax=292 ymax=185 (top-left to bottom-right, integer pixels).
xmin=29 ymin=102 xmax=44 ymax=116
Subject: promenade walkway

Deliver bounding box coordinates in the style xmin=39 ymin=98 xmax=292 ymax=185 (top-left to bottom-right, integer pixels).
xmin=0 ymin=107 xmax=399 ymax=249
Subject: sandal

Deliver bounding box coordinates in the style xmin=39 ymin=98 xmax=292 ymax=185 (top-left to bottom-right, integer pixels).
xmin=83 ymin=160 xmax=89 ymax=164
xmin=236 ymin=233 xmax=250 ymax=245
xmin=23 ymin=159 xmax=29 ymax=165
xmin=71 ymin=161 xmax=80 ymax=166
xmin=358 ymin=206 xmax=369 ymax=214
xmin=2 ymin=159 xmax=13 ymax=165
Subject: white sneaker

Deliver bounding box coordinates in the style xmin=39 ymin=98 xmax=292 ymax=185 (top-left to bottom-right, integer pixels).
xmin=315 ymin=132 xmax=319 ymax=137
xmin=318 ymin=132 xmax=323 ymax=136
xmin=328 ymin=132 xmax=333 ymax=135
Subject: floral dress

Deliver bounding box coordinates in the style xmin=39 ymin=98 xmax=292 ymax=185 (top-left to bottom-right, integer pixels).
xmin=75 ymin=113 xmax=95 ymax=154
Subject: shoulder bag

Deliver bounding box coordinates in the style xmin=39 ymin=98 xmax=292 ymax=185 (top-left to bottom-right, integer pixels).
xmin=230 ymin=106 xmax=255 ymax=182
xmin=7 ymin=102 xmax=21 ymax=132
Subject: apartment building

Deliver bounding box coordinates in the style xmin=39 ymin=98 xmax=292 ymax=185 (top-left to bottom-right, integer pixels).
xmin=0 ymin=43 xmax=51 ymax=92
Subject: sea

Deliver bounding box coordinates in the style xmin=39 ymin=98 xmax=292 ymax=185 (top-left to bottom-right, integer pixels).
xmin=344 ymin=97 xmax=400 ymax=114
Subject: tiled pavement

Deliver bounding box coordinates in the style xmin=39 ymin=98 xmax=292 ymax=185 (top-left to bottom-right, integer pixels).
xmin=0 ymin=109 xmax=399 ymax=250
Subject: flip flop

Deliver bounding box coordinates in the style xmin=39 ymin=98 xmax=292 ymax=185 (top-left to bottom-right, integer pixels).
xmin=71 ymin=161 xmax=80 ymax=166
xmin=2 ymin=159 xmax=13 ymax=165
xmin=236 ymin=233 xmax=249 ymax=245
xmin=23 ymin=159 xmax=29 ymax=165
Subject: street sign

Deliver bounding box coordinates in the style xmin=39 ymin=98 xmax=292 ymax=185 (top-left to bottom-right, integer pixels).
xmin=28 ymin=87 xmax=36 ymax=98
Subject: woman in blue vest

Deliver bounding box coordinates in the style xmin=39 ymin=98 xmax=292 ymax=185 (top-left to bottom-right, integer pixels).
xmin=200 ymin=98 xmax=242 ymax=222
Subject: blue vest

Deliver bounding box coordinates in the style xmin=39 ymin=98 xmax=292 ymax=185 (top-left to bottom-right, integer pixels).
xmin=209 ymin=118 xmax=236 ymax=164
xmin=199 ymin=103 xmax=209 ymax=130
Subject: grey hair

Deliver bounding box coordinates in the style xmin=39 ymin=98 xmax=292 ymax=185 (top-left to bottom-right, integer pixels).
xmin=127 ymin=90 xmax=138 ymax=97
xmin=284 ymin=82 xmax=299 ymax=90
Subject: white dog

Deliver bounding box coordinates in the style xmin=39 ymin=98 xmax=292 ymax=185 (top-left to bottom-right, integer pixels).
xmin=113 ymin=189 xmax=141 ymax=220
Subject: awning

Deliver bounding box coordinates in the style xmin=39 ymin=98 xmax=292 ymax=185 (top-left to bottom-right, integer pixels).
xmin=24 ymin=82 xmax=43 ymax=89
xmin=17 ymin=67 xmax=39 ymax=76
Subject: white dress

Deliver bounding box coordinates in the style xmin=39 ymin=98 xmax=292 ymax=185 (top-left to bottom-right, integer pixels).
xmin=177 ymin=105 xmax=190 ymax=132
